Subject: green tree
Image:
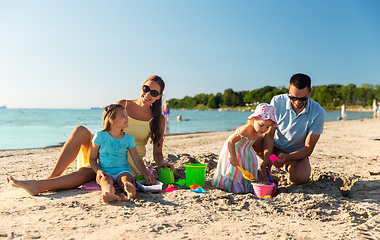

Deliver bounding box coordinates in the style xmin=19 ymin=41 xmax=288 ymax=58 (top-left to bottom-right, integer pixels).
xmin=312 ymin=85 xmax=335 ymax=107
xmin=337 ymin=84 xmax=356 ymax=105
xmin=207 ymin=94 xmax=222 ymax=109
xmin=169 ymin=83 xmax=378 ymax=109
xmin=374 ymin=85 xmax=380 ymax=102
xmin=243 ymin=86 xmax=277 ymax=104
xmin=222 ymin=89 xmax=234 ymax=107
xmin=193 ymin=93 xmax=211 ymax=106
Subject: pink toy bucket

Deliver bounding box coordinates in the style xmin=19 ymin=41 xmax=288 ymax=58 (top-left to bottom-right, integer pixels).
xmin=252 ymin=183 xmax=275 ymax=198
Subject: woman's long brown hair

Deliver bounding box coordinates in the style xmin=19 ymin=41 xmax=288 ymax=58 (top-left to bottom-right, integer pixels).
xmin=145 ymin=75 xmax=165 ymax=146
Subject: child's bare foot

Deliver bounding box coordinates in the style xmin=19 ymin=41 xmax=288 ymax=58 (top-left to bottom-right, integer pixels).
xmin=124 ymin=182 xmax=136 ymax=199
xmin=6 ymin=176 xmax=40 ymax=196
xmin=102 ymin=192 xmax=119 ymax=203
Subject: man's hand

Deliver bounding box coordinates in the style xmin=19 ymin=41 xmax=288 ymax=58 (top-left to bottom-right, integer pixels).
xmin=274 ymin=153 xmax=287 ymax=169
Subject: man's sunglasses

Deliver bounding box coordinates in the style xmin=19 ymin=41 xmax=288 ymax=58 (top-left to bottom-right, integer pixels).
xmin=142 ymin=85 xmax=160 ymax=97
xmin=289 ymin=95 xmax=308 ymax=103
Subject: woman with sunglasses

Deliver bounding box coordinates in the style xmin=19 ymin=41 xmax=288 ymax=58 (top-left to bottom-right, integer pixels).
xmin=7 ymin=75 xmax=173 ymax=196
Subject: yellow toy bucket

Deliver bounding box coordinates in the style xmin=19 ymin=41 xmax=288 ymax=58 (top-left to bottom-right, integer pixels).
xmin=184 ymin=163 xmax=207 ymax=188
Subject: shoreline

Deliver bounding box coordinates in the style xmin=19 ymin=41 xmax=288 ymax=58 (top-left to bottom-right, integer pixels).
xmin=174 ymin=106 xmax=375 ymax=112
xmin=1 ymin=116 xmax=376 ymax=152
xmin=1 ymin=118 xmax=380 ymax=239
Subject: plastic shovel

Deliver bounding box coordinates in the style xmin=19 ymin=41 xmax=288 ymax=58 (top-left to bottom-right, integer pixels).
xmin=237 ymin=165 xmax=256 ymax=182
xmin=266 ymin=168 xmax=278 ymax=188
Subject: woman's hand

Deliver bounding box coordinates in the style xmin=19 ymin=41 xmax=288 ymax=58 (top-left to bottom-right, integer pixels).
xmin=274 ymin=153 xmax=287 ymax=169
xmin=157 ymin=161 xmax=174 ymax=171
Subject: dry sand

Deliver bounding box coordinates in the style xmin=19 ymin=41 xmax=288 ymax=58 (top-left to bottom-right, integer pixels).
xmin=1 ymin=118 xmax=380 ymax=239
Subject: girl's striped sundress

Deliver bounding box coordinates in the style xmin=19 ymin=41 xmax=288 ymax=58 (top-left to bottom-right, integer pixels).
xmin=212 ymin=129 xmax=258 ymax=193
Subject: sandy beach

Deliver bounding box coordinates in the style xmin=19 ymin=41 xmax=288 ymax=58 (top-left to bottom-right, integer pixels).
xmin=1 ymin=118 xmax=380 ymax=239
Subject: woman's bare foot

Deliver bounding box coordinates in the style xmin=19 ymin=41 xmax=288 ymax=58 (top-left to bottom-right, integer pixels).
xmin=102 ymin=192 xmax=119 ymax=203
xmin=124 ymin=181 xmax=136 ymax=199
xmin=6 ymin=176 xmax=40 ymax=196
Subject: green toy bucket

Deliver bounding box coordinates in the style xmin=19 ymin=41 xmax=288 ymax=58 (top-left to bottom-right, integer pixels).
xmin=159 ymin=167 xmax=175 ymax=184
xmin=184 ymin=163 xmax=207 ymax=188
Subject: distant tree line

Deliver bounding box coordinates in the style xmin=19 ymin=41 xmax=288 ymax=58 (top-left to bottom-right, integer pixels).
xmin=168 ymin=84 xmax=380 ymax=110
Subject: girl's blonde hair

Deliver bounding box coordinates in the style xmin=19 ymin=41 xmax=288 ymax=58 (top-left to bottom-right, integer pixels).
xmin=102 ymin=104 xmax=125 ymax=131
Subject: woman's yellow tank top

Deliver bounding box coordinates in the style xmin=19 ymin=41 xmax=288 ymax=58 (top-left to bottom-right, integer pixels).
xmin=76 ymin=116 xmax=151 ymax=176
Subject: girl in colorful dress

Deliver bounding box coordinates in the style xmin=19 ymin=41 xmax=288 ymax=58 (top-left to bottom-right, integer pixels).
xmin=212 ymin=103 xmax=277 ymax=193
xmin=90 ymin=104 xmax=156 ymax=203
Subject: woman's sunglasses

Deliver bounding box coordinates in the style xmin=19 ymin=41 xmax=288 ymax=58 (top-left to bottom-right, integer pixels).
xmin=289 ymin=95 xmax=308 ymax=103
xmin=142 ymin=85 xmax=160 ymax=97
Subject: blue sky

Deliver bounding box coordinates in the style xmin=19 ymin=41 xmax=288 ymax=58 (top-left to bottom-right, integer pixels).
xmin=0 ymin=1 xmax=379 ymax=108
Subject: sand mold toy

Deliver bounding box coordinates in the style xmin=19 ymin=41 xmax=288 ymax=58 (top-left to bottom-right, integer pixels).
xmin=136 ymin=180 xmax=163 ymax=193
xmin=270 ymin=154 xmax=281 ymax=169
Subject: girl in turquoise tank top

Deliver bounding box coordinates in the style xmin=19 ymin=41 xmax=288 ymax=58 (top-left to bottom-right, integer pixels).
xmin=90 ymin=104 xmax=157 ymax=203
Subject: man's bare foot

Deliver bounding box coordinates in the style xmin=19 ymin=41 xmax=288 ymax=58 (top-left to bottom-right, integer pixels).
xmin=124 ymin=181 xmax=136 ymax=199
xmin=6 ymin=176 xmax=40 ymax=196
xmin=102 ymin=192 xmax=119 ymax=203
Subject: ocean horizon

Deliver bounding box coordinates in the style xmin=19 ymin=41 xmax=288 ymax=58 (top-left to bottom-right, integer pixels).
xmin=0 ymin=108 xmax=373 ymax=151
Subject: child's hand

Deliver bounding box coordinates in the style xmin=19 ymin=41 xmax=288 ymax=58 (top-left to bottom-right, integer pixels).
xmin=229 ymin=157 xmax=238 ymax=167
xmin=274 ymin=153 xmax=287 ymax=169
xmin=96 ymin=170 xmax=109 ymax=184
xmin=144 ymin=175 xmax=157 ymax=185
xmin=260 ymin=159 xmax=273 ymax=176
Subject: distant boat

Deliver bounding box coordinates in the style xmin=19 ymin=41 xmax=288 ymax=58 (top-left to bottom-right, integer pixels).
xmin=0 ymin=106 xmax=6 ymax=109
xmin=91 ymin=107 xmax=102 ymax=109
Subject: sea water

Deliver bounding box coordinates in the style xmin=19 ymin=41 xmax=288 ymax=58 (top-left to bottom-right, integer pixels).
xmin=0 ymin=109 xmax=103 ymax=150
xmin=0 ymin=108 xmax=373 ymax=150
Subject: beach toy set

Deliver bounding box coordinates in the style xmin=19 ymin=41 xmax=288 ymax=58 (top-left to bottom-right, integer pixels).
xmin=83 ymin=162 xmax=279 ymax=197
xmin=82 ymin=164 xmax=208 ymax=194
xmin=161 ymin=163 xmax=207 ymax=193
xmin=133 ymin=164 xmax=207 ymax=193
xmin=136 ymin=162 xmax=280 ymax=196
